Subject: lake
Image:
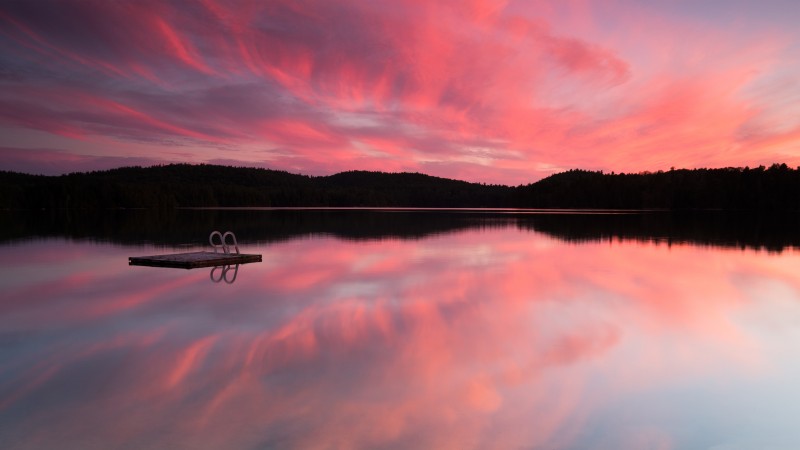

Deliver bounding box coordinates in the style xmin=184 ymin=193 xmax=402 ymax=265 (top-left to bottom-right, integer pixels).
xmin=2 ymin=209 xmax=800 ymax=449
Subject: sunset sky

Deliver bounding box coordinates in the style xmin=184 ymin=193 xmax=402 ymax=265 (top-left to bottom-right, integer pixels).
xmin=1 ymin=0 xmax=799 ymax=184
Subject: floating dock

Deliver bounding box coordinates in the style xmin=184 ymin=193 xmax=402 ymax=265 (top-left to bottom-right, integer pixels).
xmin=129 ymin=251 xmax=262 ymax=269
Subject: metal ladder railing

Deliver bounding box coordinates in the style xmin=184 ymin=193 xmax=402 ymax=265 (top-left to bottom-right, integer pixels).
xmin=209 ymin=230 xmax=240 ymax=254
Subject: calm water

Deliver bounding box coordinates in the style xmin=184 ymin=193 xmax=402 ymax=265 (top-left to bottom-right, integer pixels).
xmin=2 ymin=209 xmax=800 ymax=449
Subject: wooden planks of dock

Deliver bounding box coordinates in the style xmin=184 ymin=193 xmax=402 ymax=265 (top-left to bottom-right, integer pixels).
xmin=129 ymin=251 xmax=262 ymax=269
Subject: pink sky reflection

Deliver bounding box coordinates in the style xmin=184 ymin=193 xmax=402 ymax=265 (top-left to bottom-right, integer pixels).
xmin=2 ymin=229 xmax=800 ymax=448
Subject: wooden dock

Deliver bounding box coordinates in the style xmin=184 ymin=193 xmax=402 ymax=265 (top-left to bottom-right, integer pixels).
xmin=129 ymin=251 xmax=262 ymax=269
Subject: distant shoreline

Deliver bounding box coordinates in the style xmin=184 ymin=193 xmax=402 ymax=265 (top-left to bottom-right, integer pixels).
xmin=2 ymin=163 xmax=799 ymax=211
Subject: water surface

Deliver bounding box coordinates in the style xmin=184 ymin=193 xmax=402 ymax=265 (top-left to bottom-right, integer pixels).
xmin=2 ymin=209 xmax=800 ymax=449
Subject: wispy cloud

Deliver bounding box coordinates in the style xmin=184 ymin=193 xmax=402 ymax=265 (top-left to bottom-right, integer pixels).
xmin=1 ymin=0 xmax=798 ymax=183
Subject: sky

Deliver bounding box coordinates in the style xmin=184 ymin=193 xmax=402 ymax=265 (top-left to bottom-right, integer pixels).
xmin=1 ymin=0 xmax=799 ymax=184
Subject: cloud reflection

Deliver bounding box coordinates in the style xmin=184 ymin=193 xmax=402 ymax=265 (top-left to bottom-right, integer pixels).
xmin=2 ymin=229 xmax=800 ymax=449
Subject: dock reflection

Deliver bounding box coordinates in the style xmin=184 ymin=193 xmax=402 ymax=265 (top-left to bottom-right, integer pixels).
xmin=209 ymin=264 xmax=239 ymax=284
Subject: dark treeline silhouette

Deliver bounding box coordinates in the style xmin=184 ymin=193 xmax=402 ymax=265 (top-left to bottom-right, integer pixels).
xmin=3 ymin=209 xmax=800 ymax=253
xmin=0 ymin=164 xmax=511 ymax=209
xmin=2 ymin=163 xmax=800 ymax=210
xmin=516 ymin=164 xmax=800 ymax=210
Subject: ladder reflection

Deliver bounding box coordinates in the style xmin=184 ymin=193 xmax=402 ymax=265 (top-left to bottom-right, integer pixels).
xmin=209 ymin=264 xmax=239 ymax=284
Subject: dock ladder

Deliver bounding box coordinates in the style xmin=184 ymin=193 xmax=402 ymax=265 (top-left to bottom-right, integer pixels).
xmin=209 ymin=230 xmax=240 ymax=254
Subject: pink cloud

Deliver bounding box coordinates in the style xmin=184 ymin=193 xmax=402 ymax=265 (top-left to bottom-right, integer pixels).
xmin=0 ymin=0 xmax=799 ymax=182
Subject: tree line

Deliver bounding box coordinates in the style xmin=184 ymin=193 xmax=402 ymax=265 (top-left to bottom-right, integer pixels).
xmin=517 ymin=164 xmax=800 ymax=210
xmin=1 ymin=163 xmax=799 ymax=211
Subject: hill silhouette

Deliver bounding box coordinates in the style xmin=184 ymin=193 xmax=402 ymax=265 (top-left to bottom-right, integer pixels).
xmin=0 ymin=164 xmax=512 ymax=209
xmin=1 ymin=163 xmax=799 ymax=210
xmin=516 ymin=165 xmax=800 ymax=210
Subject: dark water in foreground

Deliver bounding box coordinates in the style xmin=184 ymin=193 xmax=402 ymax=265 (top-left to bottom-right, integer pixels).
xmin=2 ymin=209 xmax=800 ymax=449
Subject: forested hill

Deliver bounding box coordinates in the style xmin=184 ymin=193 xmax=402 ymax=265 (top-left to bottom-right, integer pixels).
xmin=0 ymin=164 xmax=512 ymax=209
xmin=516 ymin=164 xmax=800 ymax=210
xmin=1 ymin=163 xmax=799 ymax=210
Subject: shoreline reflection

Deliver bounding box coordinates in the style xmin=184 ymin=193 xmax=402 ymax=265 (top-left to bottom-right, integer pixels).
xmin=2 ymin=208 xmax=800 ymax=252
